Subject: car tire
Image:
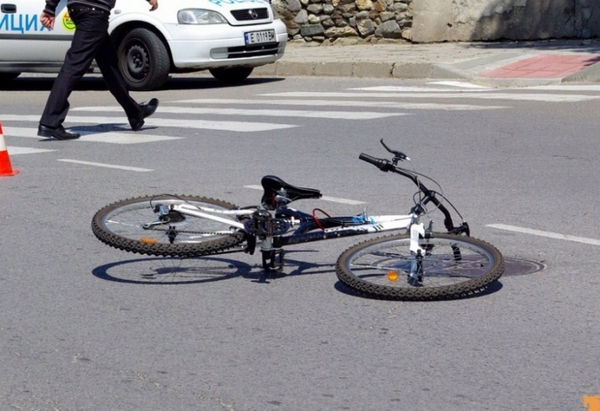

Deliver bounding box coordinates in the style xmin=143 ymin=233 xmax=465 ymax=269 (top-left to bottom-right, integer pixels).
xmin=117 ymin=28 xmax=170 ymax=91
xmin=0 ymin=73 xmax=21 ymax=82
xmin=209 ymin=67 xmax=253 ymax=84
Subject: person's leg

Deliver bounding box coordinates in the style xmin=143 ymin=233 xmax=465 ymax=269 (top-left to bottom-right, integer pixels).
xmin=95 ymin=37 xmax=159 ymax=131
xmin=94 ymin=34 xmax=141 ymax=119
xmin=39 ymin=8 xmax=107 ymax=128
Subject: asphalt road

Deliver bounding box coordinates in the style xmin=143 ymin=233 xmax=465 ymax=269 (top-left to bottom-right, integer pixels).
xmin=1 ymin=74 xmax=599 ymax=410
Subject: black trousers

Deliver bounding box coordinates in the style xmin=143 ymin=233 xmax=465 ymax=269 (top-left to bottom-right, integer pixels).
xmin=40 ymin=5 xmax=140 ymax=128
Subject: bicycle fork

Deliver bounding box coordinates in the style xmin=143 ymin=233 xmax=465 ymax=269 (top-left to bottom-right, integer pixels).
xmin=409 ymin=221 xmax=425 ymax=286
xmin=408 ymin=219 xmax=464 ymax=286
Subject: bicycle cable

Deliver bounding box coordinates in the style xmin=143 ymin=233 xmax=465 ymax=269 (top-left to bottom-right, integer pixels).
xmin=395 ymin=159 xmax=465 ymax=222
xmin=312 ymin=208 xmax=331 ymax=230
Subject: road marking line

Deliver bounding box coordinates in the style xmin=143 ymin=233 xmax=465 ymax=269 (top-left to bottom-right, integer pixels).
xmin=244 ymin=185 xmax=366 ymax=205
xmin=174 ymin=98 xmax=505 ymax=111
xmin=526 ymin=85 xmax=600 ymax=91
xmin=74 ymin=106 xmax=406 ymax=120
xmin=350 ymin=85 xmax=490 ymax=92
xmin=79 ymin=133 xmax=182 ymax=144
xmin=4 ymin=126 xmax=182 ymax=144
xmin=7 ymin=146 xmax=55 ymax=155
xmin=0 ymin=115 xmax=296 ymax=133
xmin=260 ymin=91 xmax=599 ymax=103
xmin=487 ymin=224 xmax=600 ymax=246
xmin=58 ymin=159 xmax=152 ymax=172
xmin=428 ymin=81 xmax=491 ymax=89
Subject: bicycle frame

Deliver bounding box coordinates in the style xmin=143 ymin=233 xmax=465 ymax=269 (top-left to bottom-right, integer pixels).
xmin=163 ymin=199 xmax=418 ymax=270
xmin=171 ymin=202 xmax=416 ymax=244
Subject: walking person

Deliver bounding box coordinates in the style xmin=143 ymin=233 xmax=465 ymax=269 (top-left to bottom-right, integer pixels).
xmin=38 ymin=0 xmax=159 ymax=140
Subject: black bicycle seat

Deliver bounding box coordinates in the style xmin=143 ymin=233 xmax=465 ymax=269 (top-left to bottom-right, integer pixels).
xmin=261 ymin=175 xmax=322 ymax=209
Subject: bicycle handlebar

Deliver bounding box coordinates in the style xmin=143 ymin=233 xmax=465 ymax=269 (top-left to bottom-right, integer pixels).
xmin=358 ymin=153 xmax=394 ymax=172
xmin=359 ymin=150 xmax=461 ymax=233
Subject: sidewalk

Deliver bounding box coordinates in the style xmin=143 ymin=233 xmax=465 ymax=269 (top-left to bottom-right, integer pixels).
xmin=254 ymin=38 xmax=600 ymax=86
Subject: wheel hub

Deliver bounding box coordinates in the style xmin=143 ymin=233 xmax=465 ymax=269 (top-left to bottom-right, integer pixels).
xmin=126 ymin=44 xmax=148 ymax=78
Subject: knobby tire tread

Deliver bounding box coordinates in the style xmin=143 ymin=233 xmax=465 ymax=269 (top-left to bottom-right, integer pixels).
xmin=335 ymin=233 xmax=504 ymax=301
xmin=92 ymin=195 xmax=245 ymax=257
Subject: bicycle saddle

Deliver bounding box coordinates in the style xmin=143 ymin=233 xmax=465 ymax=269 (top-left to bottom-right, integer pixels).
xmin=261 ymin=175 xmax=322 ymax=209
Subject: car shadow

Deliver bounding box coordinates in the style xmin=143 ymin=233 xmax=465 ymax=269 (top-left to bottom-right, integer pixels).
xmin=164 ymin=76 xmax=286 ymax=91
xmin=0 ymin=75 xmax=285 ymax=91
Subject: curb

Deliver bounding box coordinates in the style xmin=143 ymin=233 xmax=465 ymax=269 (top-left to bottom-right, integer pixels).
xmin=254 ymin=58 xmax=600 ymax=86
xmin=564 ymin=61 xmax=600 ymax=83
xmin=254 ymin=61 xmax=441 ymax=79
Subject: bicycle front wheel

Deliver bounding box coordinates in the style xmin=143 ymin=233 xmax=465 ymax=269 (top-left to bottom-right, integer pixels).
xmin=92 ymin=195 xmax=245 ymax=257
xmin=336 ymin=233 xmax=504 ymax=301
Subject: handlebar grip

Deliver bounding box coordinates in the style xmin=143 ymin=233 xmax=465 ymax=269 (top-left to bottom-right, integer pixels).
xmin=359 ymin=153 xmax=393 ymax=172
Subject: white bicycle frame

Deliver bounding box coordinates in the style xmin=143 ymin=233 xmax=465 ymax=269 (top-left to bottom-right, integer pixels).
xmin=173 ymin=202 xmax=418 ymax=237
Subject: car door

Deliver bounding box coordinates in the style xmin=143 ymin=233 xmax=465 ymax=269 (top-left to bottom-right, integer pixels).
xmin=0 ymin=0 xmax=73 ymax=62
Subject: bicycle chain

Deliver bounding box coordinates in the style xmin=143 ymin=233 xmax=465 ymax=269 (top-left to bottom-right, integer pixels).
xmin=144 ymin=227 xmax=232 ymax=236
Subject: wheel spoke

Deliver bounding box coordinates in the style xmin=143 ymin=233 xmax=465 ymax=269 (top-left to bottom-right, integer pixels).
xmin=336 ymin=233 xmax=504 ymax=300
xmin=92 ymin=195 xmax=245 ymax=257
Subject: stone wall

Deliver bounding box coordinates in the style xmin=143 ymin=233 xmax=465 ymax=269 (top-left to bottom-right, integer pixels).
xmin=272 ymin=0 xmax=414 ymax=44
xmin=274 ymin=0 xmax=600 ymax=44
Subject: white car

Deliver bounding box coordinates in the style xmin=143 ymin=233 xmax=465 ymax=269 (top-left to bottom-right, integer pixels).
xmin=0 ymin=0 xmax=287 ymax=90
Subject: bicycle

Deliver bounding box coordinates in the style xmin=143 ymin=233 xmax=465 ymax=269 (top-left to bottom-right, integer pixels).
xmin=91 ymin=140 xmax=504 ymax=300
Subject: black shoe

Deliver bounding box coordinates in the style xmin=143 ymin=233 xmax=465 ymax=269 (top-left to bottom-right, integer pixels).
xmin=129 ymin=98 xmax=159 ymax=131
xmin=37 ymin=124 xmax=80 ymax=140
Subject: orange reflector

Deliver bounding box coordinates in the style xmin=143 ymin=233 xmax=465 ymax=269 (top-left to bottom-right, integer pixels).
xmin=141 ymin=237 xmax=158 ymax=244
xmin=387 ymin=271 xmax=399 ymax=282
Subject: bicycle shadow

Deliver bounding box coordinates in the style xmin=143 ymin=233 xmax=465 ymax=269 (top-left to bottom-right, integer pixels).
xmin=91 ymin=249 xmax=335 ymax=285
xmin=91 ymin=251 xmax=526 ymax=301
xmin=92 ymin=255 xmax=253 ymax=285
xmin=333 ymin=277 xmax=504 ymax=301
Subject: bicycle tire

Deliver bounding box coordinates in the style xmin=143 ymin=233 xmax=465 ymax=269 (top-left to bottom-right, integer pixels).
xmin=336 ymin=233 xmax=504 ymax=301
xmin=92 ymin=195 xmax=245 ymax=257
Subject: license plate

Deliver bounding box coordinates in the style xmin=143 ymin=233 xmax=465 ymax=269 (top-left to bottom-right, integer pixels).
xmin=244 ymin=30 xmax=275 ymax=45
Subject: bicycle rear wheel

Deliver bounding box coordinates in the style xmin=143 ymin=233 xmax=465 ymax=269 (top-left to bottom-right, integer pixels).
xmin=92 ymin=195 xmax=245 ymax=257
xmin=336 ymin=233 xmax=504 ymax=301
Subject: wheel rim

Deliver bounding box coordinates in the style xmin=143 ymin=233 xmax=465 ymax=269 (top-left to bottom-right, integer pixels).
xmin=344 ymin=236 xmax=497 ymax=290
xmin=123 ymin=41 xmax=150 ymax=82
xmin=101 ymin=198 xmax=238 ymax=245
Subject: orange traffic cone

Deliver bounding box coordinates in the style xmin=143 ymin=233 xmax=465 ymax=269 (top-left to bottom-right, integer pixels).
xmin=0 ymin=122 xmax=19 ymax=177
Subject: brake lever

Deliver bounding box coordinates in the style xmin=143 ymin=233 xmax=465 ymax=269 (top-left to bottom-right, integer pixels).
xmin=380 ymin=139 xmax=410 ymax=163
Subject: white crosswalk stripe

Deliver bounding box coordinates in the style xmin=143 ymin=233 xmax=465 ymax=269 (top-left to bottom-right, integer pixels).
xmin=2 ymin=82 xmax=596 ymax=168
xmin=260 ymin=91 xmax=600 ymax=103
xmin=4 ymin=126 xmax=182 ymax=144
xmin=428 ymin=81 xmax=491 ymax=89
xmin=72 ymin=106 xmax=407 ymax=120
xmin=1 ymin=115 xmax=296 ymax=133
xmin=6 ymin=146 xmax=56 ymax=155
xmin=173 ymin=98 xmax=506 ymax=111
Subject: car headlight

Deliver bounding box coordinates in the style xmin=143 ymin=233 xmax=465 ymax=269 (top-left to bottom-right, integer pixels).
xmin=177 ymin=9 xmax=228 ymax=24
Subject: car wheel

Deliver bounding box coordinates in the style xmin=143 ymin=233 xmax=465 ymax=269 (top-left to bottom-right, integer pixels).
xmin=117 ymin=28 xmax=170 ymax=91
xmin=209 ymin=67 xmax=254 ymax=84
xmin=0 ymin=73 xmax=21 ymax=82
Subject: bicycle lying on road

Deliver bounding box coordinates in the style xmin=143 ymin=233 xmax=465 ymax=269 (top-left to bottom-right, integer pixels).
xmin=92 ymin=140 xmax=504 ymax=301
